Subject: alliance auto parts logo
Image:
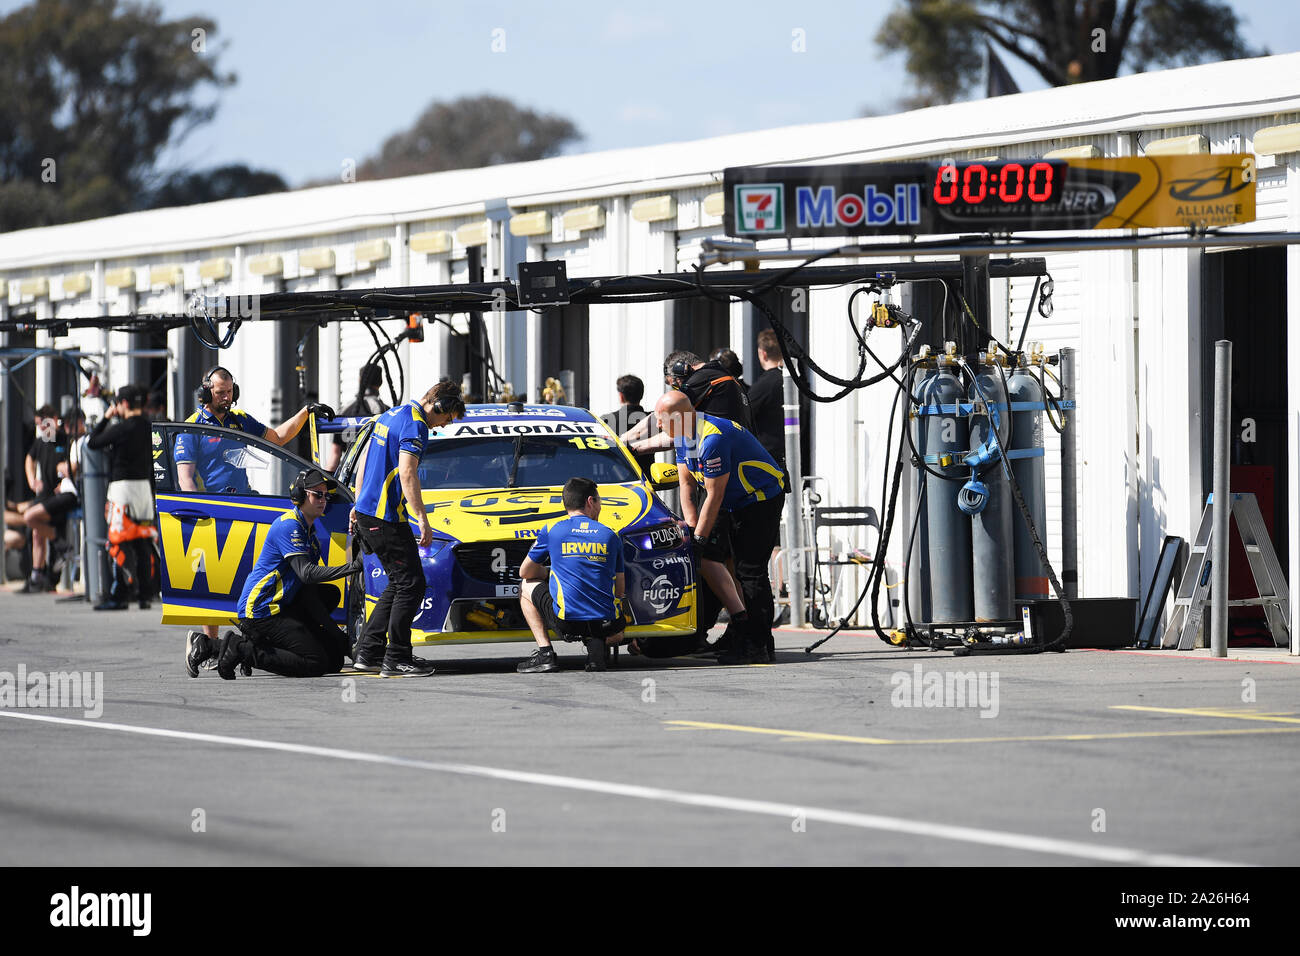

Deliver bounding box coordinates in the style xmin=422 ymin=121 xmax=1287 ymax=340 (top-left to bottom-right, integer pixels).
xmin=734 ymin=184 xmax=784 ymax=233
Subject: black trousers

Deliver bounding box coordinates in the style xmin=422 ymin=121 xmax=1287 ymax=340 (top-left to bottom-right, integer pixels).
xmin=731 ymin=494 xmax=786 ymax=654
xmin=352 ymin=512 xmax=424 ymax=663
xmin=238 ymin=584 xmax=348 ymax=677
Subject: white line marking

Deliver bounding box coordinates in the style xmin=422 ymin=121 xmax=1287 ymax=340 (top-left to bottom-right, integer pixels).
xmin=0 ymin=710 xmax=1243 ymax=866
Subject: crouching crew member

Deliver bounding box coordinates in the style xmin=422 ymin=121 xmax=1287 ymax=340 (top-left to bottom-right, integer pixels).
xmin=656 ymin=390 xmax=786 ymax=664
xmin=186 ymin=469 xmax=359 ymax=679
xmin=350 ymin=382 xmax=465 ymax=678
xmin=516 ymin=477 xmax=626 ymax=673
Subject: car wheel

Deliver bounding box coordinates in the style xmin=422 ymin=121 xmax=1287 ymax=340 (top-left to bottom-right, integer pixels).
xmin=347 ymin=569 xmax=366 ymax=648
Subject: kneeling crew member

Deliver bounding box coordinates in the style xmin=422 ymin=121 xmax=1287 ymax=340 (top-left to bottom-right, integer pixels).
xmin=350 ymin=382 xmax=465 ymax=678
xmin=517 ymin=477 xmax=626 ymax=673
xmin=657 ymin=390 xmax=785 ymax=664
xmin=188 ymin=469 xmax=358 ymax=679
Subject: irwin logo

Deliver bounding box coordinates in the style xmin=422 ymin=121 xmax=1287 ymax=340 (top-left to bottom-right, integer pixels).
xmin=562 ymin=541 xmax=608 ymax=556
xmin=796 ymin=184 xmax=921 ymax=229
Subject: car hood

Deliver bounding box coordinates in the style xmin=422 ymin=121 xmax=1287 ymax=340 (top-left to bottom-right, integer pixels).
xmin=420 ymin=483 xmax=656 ymax=542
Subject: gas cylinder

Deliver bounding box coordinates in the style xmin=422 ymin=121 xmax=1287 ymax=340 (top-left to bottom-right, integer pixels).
xmin=967 ymin=353 xmax=1015 ymax=622
xmin=915 ymin=351 xmax=973 ymax=624
xmin=1006 ymin=351 xmax=1048 ymax=601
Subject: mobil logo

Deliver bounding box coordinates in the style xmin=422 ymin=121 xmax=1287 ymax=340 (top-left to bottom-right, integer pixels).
xmin=795 ymin=183 xmax=922 ymax=228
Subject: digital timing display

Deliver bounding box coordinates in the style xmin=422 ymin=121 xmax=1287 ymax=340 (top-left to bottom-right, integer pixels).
xmin=931 ymin=161 xmax=1062 ymax=207
xmin=724 ymin=155 xmax=1256 ymax=237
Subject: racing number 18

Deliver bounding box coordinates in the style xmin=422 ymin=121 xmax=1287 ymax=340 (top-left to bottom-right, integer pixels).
xmin=568 ymin=437 xmax=609 ymax=450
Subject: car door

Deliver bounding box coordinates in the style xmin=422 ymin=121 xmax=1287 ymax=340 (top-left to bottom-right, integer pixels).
xmin=150 ymin=421 xmax=354 ymax=627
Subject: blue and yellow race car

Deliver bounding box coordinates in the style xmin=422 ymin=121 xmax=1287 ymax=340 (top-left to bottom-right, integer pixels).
xmin=333 ymin=403 xmax=697 ymax=645
xmin=150 ymin=404 xmax=696 ymax=647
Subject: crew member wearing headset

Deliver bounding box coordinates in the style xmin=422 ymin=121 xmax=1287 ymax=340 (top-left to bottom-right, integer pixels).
xmin=186 ymin=468 xmax=360 ymax=679
xmin=176 ymin=365 xmax=336 ymax=666
xmin=349 ymin=381 xmax=465 ymax=678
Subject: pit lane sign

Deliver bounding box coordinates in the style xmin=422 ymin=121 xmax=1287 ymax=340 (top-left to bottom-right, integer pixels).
xmin=725 ymin=154 xmax=1256 ymax=237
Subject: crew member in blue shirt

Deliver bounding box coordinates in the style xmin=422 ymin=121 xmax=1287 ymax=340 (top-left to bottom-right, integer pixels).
xmin=350 ymin=381 xmax=465 ymax=678
xmin=175 ymin=365 xmax=335 ymax=661
xmin=657 ymin=389 xmax=786 ymax=665
xmin=516 ymin=476 xmax=627 ymax=673
xmin=185 ymin=468 xmax=359 ymax=679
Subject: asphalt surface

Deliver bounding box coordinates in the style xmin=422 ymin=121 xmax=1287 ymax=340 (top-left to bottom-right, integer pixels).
xmin=1 ymin=590 xmax=1297 ymax=866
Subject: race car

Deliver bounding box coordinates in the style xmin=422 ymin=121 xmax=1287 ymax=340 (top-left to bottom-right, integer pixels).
xmin=331 ymin=403 xmax=697 ymax=645
xmin=149 ymin=403 xmax=696 ymax=647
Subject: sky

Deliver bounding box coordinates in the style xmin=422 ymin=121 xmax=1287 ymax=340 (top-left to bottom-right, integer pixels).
xmin=4 ymin=0 xmax=1298 ymax=186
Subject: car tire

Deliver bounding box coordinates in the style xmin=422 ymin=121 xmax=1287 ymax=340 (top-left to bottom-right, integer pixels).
xmin=347 ymin=568 xmax=366 ymax=647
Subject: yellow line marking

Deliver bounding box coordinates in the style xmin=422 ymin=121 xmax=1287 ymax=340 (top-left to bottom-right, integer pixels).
xmin=157 ymin=494 xmax=289 ymax=514
xmin=665 ymin=720 xmax=1300 ymax=746
xmin=1111 ymin=705 xmax=1300 ymax=724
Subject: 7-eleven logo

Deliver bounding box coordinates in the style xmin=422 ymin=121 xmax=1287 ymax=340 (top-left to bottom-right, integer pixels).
xmin=735 ymin=184 xmax=784 ymax=233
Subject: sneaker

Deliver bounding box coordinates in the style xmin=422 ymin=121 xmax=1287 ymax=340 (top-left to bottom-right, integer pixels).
xmin=379 ymin=656 xmax=436 ymax=678
xmin=94 ymin=600 xmax=128 ymax=611
xmin=350 ymin=654 xmax=382 ymax=673
xmin=18 ymin=571 xmax=45 ymax=595
xmin=200 ymin=657 xmax=218 ymax=671
xmin=215 ymin=630 xmax=245 ymax=681
xmin=583 ymin=636 xmax=609 ymax=672
xmin=517 ymin=646 xmax=559 ymax=674
xmin=185 ymin=630 xmax=215 ymax=678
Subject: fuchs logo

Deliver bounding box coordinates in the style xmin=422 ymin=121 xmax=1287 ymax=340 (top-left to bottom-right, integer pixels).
xmin=795 ymin=184 xmax=921 ymax=228
xmin=735 ymin=185 xmax=784 ymax=233
xmin=643 ymin=574 xmax=680 ymax=613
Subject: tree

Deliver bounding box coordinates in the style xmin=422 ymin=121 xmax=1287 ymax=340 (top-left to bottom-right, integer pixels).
xmin=142 ymin=164 xmax=287 ymax=210
xmin=356 ymin=94 xmax=582 ymax=181
xmin=876 ymin=0 xmax=1265 ymax=108
xmin=0 ymin=0 xmax=234 ymax=231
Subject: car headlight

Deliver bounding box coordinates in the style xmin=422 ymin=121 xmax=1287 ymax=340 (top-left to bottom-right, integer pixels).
xmin=418 ymin=539 xmax=452 ymax=560
xmin=627 ymin=520 xmax=684 ymax=551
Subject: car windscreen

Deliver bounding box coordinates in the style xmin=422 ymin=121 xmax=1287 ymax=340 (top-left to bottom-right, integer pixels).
xmin=419 ymin=435 xmax=639 ymax=489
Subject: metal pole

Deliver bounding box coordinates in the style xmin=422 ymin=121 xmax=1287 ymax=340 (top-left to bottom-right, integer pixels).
xmin=81 ymin=441 xmax=109 ymax=604
xmin=1210 ymin=340 xmax=1232 ymax=658
xmin=0 ymin=337 xmax=7 ymax=586
xmin=782 ymin=369 xmax=806 ymax=628
xmin=1060 ymin=347 xmax=1078 ymax=600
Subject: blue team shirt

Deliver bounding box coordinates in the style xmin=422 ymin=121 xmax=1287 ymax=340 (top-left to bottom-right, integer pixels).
xmin=237 ymin=507 xmax=319 ymax=620
xmin=354 ymin=400 xmax=429 ymax=524
xmin=674 ymin=411 xmax=785 ymax=511
xmin=174 ymin=407 xmax=269 ymax=493
xmin=528 ymin=514 xmax=625 ymax=621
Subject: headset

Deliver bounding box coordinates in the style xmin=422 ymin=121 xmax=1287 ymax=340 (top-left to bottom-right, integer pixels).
xmin=290 ymin=468 xmax=337 ymax=507
xmin=196 ymin=366 xmax=239 ymax=406
xmin=667 ymin=358 xmax=692 ymax=382
xmin=430 ymin=389 xmax=466 ymax=418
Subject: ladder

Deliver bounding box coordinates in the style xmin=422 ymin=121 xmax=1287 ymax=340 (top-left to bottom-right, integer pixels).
xmin=1160 ymin=493 xmax=1290 ymax=650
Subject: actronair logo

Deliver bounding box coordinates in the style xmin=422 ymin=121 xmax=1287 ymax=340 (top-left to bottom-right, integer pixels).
xmin=796 ymin=184 xmax=922 ymax=229
xmin=50 ymin=886 xmax=151 ymax=936
xmin=734 ymin=185 xmax=784 ymax=233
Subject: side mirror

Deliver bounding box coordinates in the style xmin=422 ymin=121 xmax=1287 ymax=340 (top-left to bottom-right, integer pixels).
xmin=649 ymin=462 xmax=679 ymax=489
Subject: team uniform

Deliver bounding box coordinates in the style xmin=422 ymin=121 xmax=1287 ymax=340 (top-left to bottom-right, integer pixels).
xmin=526 ymin=515 xmax=626 ymax=641
xmin=173 ymin=407 xmax=269 ymax=493
xmin=229 ymin=508 xmax=352 ymax=677
xmin=675 ymin=411 xmax=786 ymax=660
xmin=87 ymin=414 xmax=156 ymax=607
xmin=352 ymin=399 xmax=430 ymax=667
